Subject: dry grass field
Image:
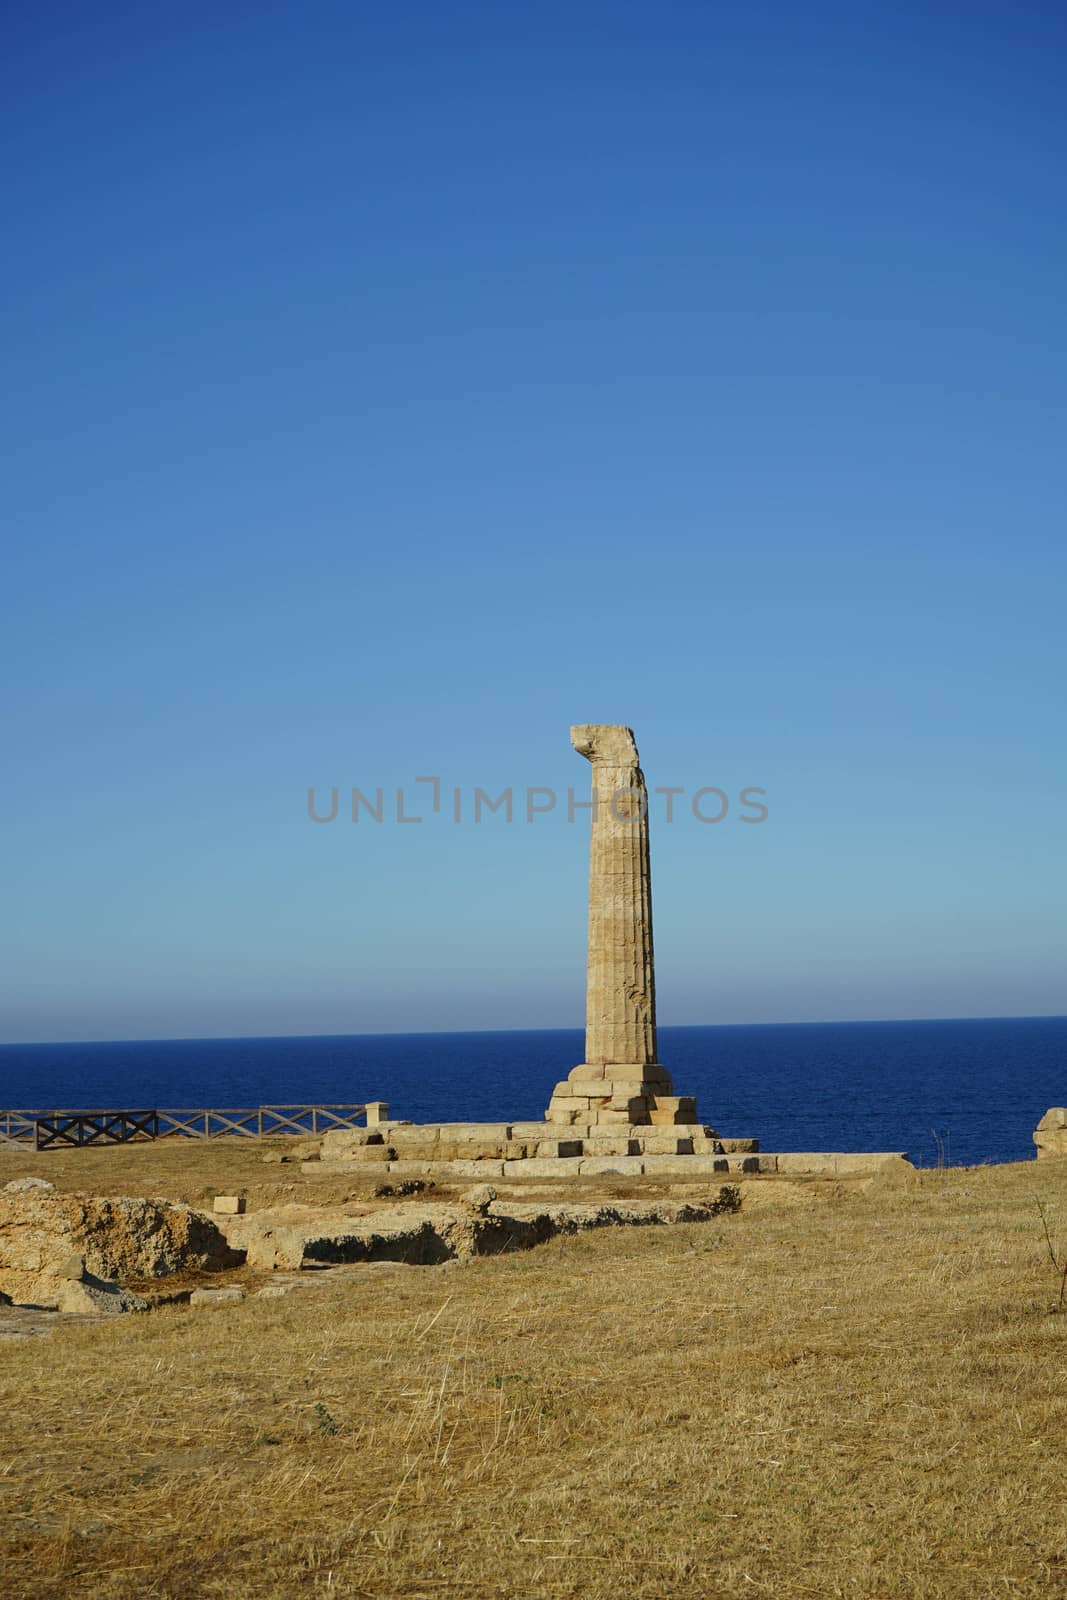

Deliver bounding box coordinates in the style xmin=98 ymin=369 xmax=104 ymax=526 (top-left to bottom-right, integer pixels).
xmin=3 ymin=1146 xmax=1067 ymax=1599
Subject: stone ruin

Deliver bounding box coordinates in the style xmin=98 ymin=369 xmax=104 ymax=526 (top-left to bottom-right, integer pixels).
xmin=313 ymin=723 xmax=771 ymax=1179
xmin=545 ymin=723 xmax=696 ymax=1130
xmin=1034 ymin=1108 xmax=1067 ymax=1159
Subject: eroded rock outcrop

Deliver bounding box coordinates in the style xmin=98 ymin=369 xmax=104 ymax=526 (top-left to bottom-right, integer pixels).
xmin=220 ymin=1188 xmax=741 ymax=1272
xmin=0 ymin=1190 xmax=242 ymax=1309
xmin=1034 ymin=1108 xmax=1067 ymax=1159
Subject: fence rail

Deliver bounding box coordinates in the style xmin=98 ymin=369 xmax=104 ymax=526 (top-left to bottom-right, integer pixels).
xmin=0 ymin=1104 xmax=384 ymax=1151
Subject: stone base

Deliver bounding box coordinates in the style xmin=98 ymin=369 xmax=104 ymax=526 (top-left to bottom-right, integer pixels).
xmin=545 ymin=1064 xmax=698 ymax=1127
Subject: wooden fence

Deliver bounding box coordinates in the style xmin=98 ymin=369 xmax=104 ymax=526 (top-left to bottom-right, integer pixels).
xmin=0 ymin=1104 xmax=383 ymax=1151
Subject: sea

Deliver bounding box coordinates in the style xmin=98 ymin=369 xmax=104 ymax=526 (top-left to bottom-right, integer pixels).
xmin=1 ymin=1016 xmax=1065 ymax=1167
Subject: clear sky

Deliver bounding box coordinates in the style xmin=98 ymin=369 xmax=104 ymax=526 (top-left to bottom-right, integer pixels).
xmin=3 ymin=1 xmax=1065 ymax=1043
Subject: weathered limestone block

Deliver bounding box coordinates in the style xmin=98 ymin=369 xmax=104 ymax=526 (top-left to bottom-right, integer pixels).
xmin=580 ymin=1136 xmax=642 ymax=1157
xmin=640 ymin=1154 xmax=731 ymax=1177
xmin=439 ymin=1160 xmax=507 ymax=1179
xmin=607 ymin=1096 xmax=650 ymax=1118
xmin=534 ymin=1140 xmax=583 ymax=1159
xmin=578 ymin=1156 xmax=645 ymax=1176
xmin=570 ymin=1063 xmax=673 ymax=1090
xmin=232 ymin=1202 xmax=554 ymax=1269
xmin=1034 ymin=1109 xmax=1067 ymax=1159
xmin=771 ymin=1152 xmax=911 ymax=1175
xmin=548 ymin=1092 xmax=603 ymax=1114
xmin=639 ymin=1135 xmax=696 ymax=1156
xmin=378 ymin=1141 xmax=442 ymax=1161
xmin=319 ymin=1128 xmax=386 ymax=1159
xmin=461 ymin=1185 xmax=496 ymax=1215
xmin=53 ymin=1273 xmax=149 ymax=1315
xmin=437 ymin=1123 xmax=513 ymax=1142
xmin=502 ymin=1158 xmax=592 ymax=1179
xmin=340 ymin=1145 xmax=395 ymax=1164
xmin=648 ymin=1096 xmax=698 ymax=1126
xmin=190 ymin=1286 xmax=245 ymax=1308
xmin=388 ymin=1125 xmax=443 ymax=1144
xmin=213 ymin=1195 xmax=246 ymax=1215
xmin=0 ymin=1190 xmax=242 ymax=1308
xmin=718 ymin=1137 xmax=759 ymax=1154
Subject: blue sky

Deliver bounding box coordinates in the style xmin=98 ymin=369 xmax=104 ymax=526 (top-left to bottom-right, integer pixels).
xmin=3 ymin=1 xmax=1065 ymax=1042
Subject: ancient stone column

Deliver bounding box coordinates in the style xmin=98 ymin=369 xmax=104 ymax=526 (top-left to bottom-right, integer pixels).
xmin=546 ymin=725 xmax=696 ymax=1128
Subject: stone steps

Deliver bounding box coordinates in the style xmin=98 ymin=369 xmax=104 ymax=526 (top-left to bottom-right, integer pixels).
xmin=304 ymin=1150 xmax=912 ymax=1180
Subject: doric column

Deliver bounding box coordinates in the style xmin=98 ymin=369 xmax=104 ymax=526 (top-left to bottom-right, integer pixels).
xmin=546 ymin=724 xmax=696 ymax=1129
xmin=576 ymin=724 xmax=658 ymax=1065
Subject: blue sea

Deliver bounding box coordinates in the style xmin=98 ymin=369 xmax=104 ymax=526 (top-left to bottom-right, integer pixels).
xmin=1 ymin=1017 xmax=1065 ymax=1167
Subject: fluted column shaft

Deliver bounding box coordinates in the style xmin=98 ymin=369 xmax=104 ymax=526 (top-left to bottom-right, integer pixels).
xmin=581 ymin=747 xmax=657 ymax=1066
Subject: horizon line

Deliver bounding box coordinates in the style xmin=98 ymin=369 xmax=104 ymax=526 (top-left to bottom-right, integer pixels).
xmin=2 ymin=1011 xmax=1066 ymax=1050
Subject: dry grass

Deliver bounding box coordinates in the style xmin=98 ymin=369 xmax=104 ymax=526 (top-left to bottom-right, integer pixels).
xmin=3 ymin=1153 xmax=1067 ymax=1598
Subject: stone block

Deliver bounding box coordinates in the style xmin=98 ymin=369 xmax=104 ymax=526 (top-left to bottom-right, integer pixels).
xmin=461 ymin=1184 xmax=496 ymax=1215
xmin=390 ymin=1125 xmax=444 ymax=1145
xmin=441 ymin=1160 xmax=506 ymax=1179
xmin=343 ymin=1145 xmax=395 ymax=1164
xmin=364 ymin=1101 xmax=389 ymax=1126
xmin=833 ymin=1152 xmax=911 ymax=1175
xmin=577 ymin=1156 xmax=645 ymax=1176
xmin=535 ymin=1140 xmax=583 ymax=1159
xmin=771 ymin=1152 xmax=910 ymax=1175
xmin=381 ymin=1142 xmax=440 ymax=1162
xmin=213 ymin=1195 xmax=246 ymax=1215
xmin=55 ymin=1274 xmax=149 ymax=1315
xmin=639 ymin=1136 xmax=695 ymax=1157
xmin=648 ymin=1097 xmax=697 ymax=1125
xmin=549 ymin=1096 xmax=602 ymax=1116
xmin=641 ymin=1154 xmax=730 ymax=1176
xmin=384 ymin=1161 xmax=435 ymax=1178
xmin=640 ymin=1154 xmax=729 ymax=1176
xmin=719 ymin=1137 xmax=760 ymax=1154
xmin=607 ymin=1096 xmax=648 ymax=1117
xmin=438 ymin=1142 xmax=508 ymax=1162
xmin=436 ymin=1123 xmax=512 ymax=1142
xmin=566 ymin=1064 xmax=609 ymax=1083
xmin=1035 ymin=1110 xmax=1067 ymax=1159
xmin=501 ymin=1158 xmax=585 ymax=1179
xmin=510 ymin=1122 xmax=554 ymax=1139
xmin=570 ymin=1062 xmax=672 ymax=1088
xmin=580 ymin=1136 xmax=641 ymax=1157
xmin=592 ymin=1109 xmax=642 ymax=1126
xmin=190 ymin=1286 xmax=245 ymax=1308
xmin=320 ymin=1128 xmax=385 ymax=1159
xmin=504 ymin=1140 xmax=534 ymax=1160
